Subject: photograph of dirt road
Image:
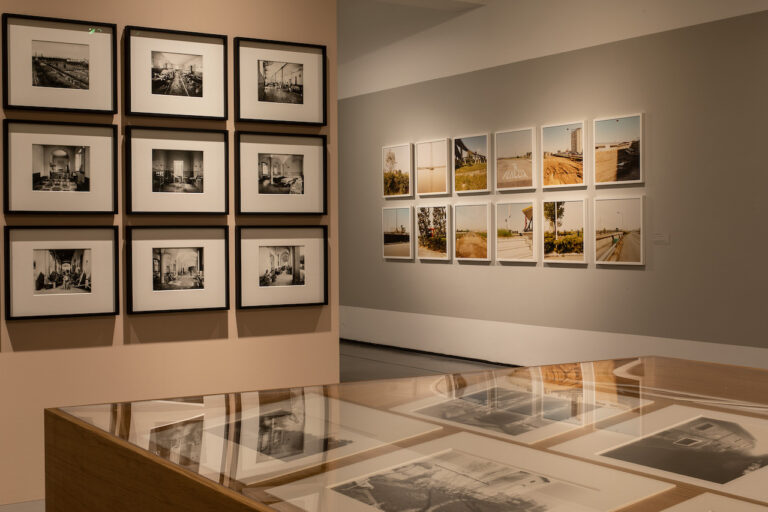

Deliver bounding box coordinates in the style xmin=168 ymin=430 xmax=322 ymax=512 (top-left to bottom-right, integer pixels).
xmin=496 ymin=129 xmax=533 ymax=190
xmin=595 ymin=197 xmax=643 ymax=264
xmin=416 ymin=139 xmax=449 ymax=195
xmin=543 ymin=200 xmax=584 ymax=262
xmin=417 ymin=206 xmax=449 ymax=260
xmin=454 ymin=204 xmax=489 ymax=260
xmin=382 ymin=207 xmax=412 ymax=259
xmin=595 ymin=115 xmax=642 ymax=184
xmin=497 ymin=202 xmax=534 ymax=261
xmin=542 ymin=122 xmax=584 ymax=187
xmin=454 ymin=135 xmax=488 ymax=193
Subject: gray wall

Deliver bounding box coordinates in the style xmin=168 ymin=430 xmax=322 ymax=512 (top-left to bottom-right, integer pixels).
xmin=339 ymin=12 xmax=768 ymax=349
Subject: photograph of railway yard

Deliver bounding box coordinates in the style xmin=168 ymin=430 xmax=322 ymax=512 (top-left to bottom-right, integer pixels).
xmin=416 ymin=140 xmax=448 ymax=195
xmin=595 ymin=197 xmax=643 ymax=264
xmin=382 ymin=144 xmax=411 ymax=197
xmin=496 ymin=129 xmax=533 ymax=189
xmin=417 ymin=206 xmax=448 ymax=259
xmin=32 ymin=40 xmax=89 ymax=89
xmin=543 ymin=200 xmax=584 ymax=262
xmin=542 ymin=123 xmax=584 ymax=187
xmin=595 ymin=115 xmax=641 ymax=183
xmin=497 ymin=202 xmax=534 ymax=261
xmin=454 ymin=135 xmax=488 ymax=192
xmin=455 ymin=204 xmax=488 ymax=260
xmin=151 ymin=51 xmax=203 ymax=97
xmin=382 ymin=207 xmax=411 ymax=258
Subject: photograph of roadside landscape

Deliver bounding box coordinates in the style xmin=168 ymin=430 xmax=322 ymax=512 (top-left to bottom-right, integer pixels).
xmin=454 ymin=204 xmax=489 ymax=260
xmin=453 ymin=135 xmax=488 ymax=193
xmin=417 ymin=206 xmax=449 ymax=260
xmin=382 ymin=207 xmax=412 ymax=259
xmin=415 ymin=139 xmax=449 ymax=195
xmin=496 ymin=202 xmax=535 ymax=261
xmin=594 ymin=115 xmax=642 ymax=184
xmin=595 ymin=197 xmax=643 ymax=265
xmin=382 ymin=144 xmax=411 ymax=197
xmin=543 ymin=200 xmax=585 ymax=262
xmin=496 ymin=129 xmax=533 ymax=190
xmin=542 ymin=122 xmax=584 ymax=187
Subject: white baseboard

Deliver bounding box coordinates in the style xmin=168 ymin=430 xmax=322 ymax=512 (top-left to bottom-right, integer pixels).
xmin=341 ymin=306 xmax=768 ymax=369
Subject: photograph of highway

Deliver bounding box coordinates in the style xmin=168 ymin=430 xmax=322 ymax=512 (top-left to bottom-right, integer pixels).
xmin=595 ymin=115 xmax=641 ymax=183
xmin=542 ymin=123 xmax=583 ymax=187
xmin=497 ymin=202 xmax=534 ymax=261
xmin=595 ymin=197 xmax=643 ymax=264
xmin=31 ymin=40 xmax=89 ymax=90
xmin=415 ymin=139 xmax=448 ymax=195
xmin=151 ymin=51 xmax=203 ymax=97
xmin=454 ymin=135 xmax=488 ymax=192
xmin=455 ymin=204 xmax=488 ymax=259
xmin=258 ymin=60 xmax=303 ymax=104
xmin=543 ymin=200 xmax=584 ymax=262
xmin=496 ymin=129 xmax=533 ymax=189
xmin=383 ymin=207 xmax=411 ymax=258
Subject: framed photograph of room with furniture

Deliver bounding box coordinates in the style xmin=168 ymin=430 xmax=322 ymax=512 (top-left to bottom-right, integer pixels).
xmin=4 ymin=226 xmax=118 ymax=320
xmin=541 ymin=121 xmax=586 ymax=188
xmin=126 ymin=126 xmax=228 ymax=214
xmin=124 ymin=25 xmax=227 ymax=119
xmin=382 ymin=206 xmax=412 ymax=260
xmin=126 ymin=226 xmax=229 ymax=314
xmin=4 ymin=119 xmax=117 ymax=214
xmin=236 ymin=131 xmax=327 ymax=215
xmin=236 ymin=225 xmax=328 ymax=309
xmin=235 ymin=37 xmax=327 ymax=125
xmin=2 ymin=13 xmax=117 ymax=113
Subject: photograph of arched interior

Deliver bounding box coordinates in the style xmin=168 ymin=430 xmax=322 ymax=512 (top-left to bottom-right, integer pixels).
xmin=258 ymin=60 xmax=303 ymax=104
xmin=32 ymin=249 xmax=92 ymax=295
xmin=259 ymin=245 xmax=305 ymax=287
xmin=152 ymin=149 xmax=204 ymax=193
xmin=151 ymin=51 xmax=203 ymax=97
xmin=32 ymin=144 xmax=90 ymax=192
xmin=152 ymin=247 xmax=204 ymax=291
xmin=257 ymin=153 xmax=304 ymax=194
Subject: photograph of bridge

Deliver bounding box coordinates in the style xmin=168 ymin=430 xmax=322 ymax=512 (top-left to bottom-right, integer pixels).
xmin=258 ymin=60 xmax=303 ymax=104
xmin=455 ymin=204 xmax=488 ymax=260
xmin=454 ymin=134 xmax=488 ymax=192
xmin=497 ymin=202 xmax=534 ymax=261
xmin=542 ymin=122 xmax=584 ymax=187
xmin=383 ymin=207 xmax=412 ymax=258
xmin=31 ymin=40 xmax=89 ymax=90
xmin=543 ymin=200 xmax=584 ymax=262
xmin=151 ymin=51 xmax=203 ymax=97
xmin=594 ymin=197 xmax=643 ymax=264
xmin=496 ymin=129 xmax=533 ymax=190
xmin=595 ymin=115 xmax=642 ymax=184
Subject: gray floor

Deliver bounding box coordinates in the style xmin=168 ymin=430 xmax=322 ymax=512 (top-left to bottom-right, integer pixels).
xmin=0 ymin=340 xmax=507 ymax=511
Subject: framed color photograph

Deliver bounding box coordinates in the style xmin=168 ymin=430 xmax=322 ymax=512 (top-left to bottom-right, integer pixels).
xmin=125 ymin=26 xmax=227 ymax=119
xmin=4 ymin=226 xmax=118 ymax=320
xmin=594 ymin=114 xmax=643 ymax=185
xmin=127 ymin=226 xmax=229 ymax=314
xmin=594 ymin=196 xmax=644 ymax=265
xmin=382 ymin=207 xmax=412 ymax=260
xmin=381 ymin=143 xmax=412 ymax=198
xmin=415 ymin=138 xmax=449 ymax=196
xmin=496 ymin=201 xmax=536 ymax=262
xmin=4 ymin=119 xmax=116 ymax=214
xmin=416 ymin=205 xmax=449 ymax=260
xmin=543 ymin=199 xmax=586 ymax=263
xmin=542 ymin=121 xmax=585 ymax=188
xmin=126 ymin=126 xmax=228 ymax=214
xmin=267 ymin=432 xmax=673 ymax=512
xmin=2 ymin=13 xmax=116 ymax=113
xmin=661 ymin=494 xmax=768 ymax=512
xmin=237 ymin=226 xmax=327 ymax=309
xmin=454 ymin=203 xmax=490 ymax=261
xmin=237 ymin=132 xmax=326 ymax=215
xmin=453 ymin=133 xmax=489 ymax=194
xmin=495 ymin=128 xmax=535 ymax=191
xmin=235 ymin=37 xmax=326 ymax=125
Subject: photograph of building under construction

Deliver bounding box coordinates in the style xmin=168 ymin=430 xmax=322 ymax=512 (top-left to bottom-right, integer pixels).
xmin=31 ymin=39 xmax=89 ymax=90
xmin=151 ymin=51 xmax=203 ymax=97
xmin=258 ymin=60 xmax=303 ymax=104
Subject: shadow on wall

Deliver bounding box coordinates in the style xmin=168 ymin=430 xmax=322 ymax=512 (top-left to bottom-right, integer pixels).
xmin=124 ymin=311 xmax=228 ymax=344
xmin=236 ymin=306 xmax=330 ymax=337
xmin=7 ymin=317 xmax=116 ymax=351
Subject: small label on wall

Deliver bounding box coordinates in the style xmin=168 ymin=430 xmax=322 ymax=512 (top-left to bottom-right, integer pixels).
xmin=652 ymin=233 xmax=671 ymax=245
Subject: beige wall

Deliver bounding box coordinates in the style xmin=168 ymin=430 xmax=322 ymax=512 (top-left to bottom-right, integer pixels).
xmin=0 ymin=0 xmax=339 ymax=505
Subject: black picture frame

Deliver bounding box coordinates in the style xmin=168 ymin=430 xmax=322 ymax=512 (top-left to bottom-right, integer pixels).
xmin=235 ymin=130 xmax=327 ymax=215
xmin=2 ymin=13 xmax=117 ymax=114
xmin=3 ymin=119 xmax=118 ymax=214
xmin=126 ymin=125 xmax=229 ymax=215
xmin=235 ymin=225 xmax=328 ymax=309
xmin=126 ymin=225 xmax=230 ymax=314
xmin=234 ymin=37 xmax=327 ymax=126
xmin=4 ymin=225 xmax=119 ymax=320
xmin=124 ymin=25 xmax=228 ymax=120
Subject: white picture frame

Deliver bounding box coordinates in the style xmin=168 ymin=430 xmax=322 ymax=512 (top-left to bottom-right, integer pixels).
xmin=495 ymin=127 xmax=536 ymax=191
xmin=415 ymin=204 xmax=450 ymax=261
xmin=454 ymin=203 xmax=490 ymax=261
xmin=382 ymin=143 xmax=412 ymax=198
xmin=495 ymin=200 xmax=537 ymax=262
xmin=593 ymin=113 xmax=643 ymax=186
xmin=453 ymin=133 xmax=490 ymax=194
xmin=382 ymin=206 xmax=413 ymax=260
xmin=541 ymin=120 xmax=586 ymax=189
xmin=661 ymin=493 xmax=768 ymax=512
xmin=594 ymin=195 xmax=644 ymax=266
xmin=542 ymin=198 xmax=587 ymax=264
xmin=414 ymin=138 xmax=450 ymax=196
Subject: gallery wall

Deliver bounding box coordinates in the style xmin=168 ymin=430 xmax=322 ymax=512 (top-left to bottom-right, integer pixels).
xmin=0 ymin=0 xmax=338 ymax=505
xmin=339 ymin=12 xmax=768 ymax=365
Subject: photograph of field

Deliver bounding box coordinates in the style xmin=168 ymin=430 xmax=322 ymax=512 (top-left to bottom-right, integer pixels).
xmin=595 ymin=115 xmax=641 ymax=184
xmin=382 ymin=144 xmax=411 ymax=197
xmin=417 ymin=206 xmax=448 ymax=260
xmin=542 ymin=122 xmax=584 ymax=187
xmin=31 ymin=40 xmax=89 ymax=90
xmin=497 ymin=202 xmax=534 ymax=261
xmin=416 ymin=139 xmax=448 ymax=195
xmin=543 ymin=200 xmax=584 ymax=262
xmin=455 ymin=204 xmax=488 ymax=260
xmin=496 ymin=129 xmax=533 ymax=189
xmin=595 ymin=197 xmax=643 ymax=264
xmin=382 ymin=207 xmax=412 ymax=258
xmin=454 ymin=135 xmax=488 ymax=192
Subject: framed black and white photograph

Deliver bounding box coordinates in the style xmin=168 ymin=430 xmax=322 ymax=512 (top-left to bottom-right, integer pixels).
xmin=125 ymin=26 xmax=227 ymax=119
xmin=4 ymin=226 xmax=118 ymax=319
xmin=126 ymin=126 xmax=228 ymax=214
xmin=2 ymin=13 xmax=116 ymax=113
xmin=235 ymin=37 xmax=326 ymax=125
xmin=4 ymin=119 xmax=116 ymax=214
xmin=127 ymin=226 xmax=229 ymax=314
xmin=237 ymin=226 xmax=327 ymax=309
xmin=236 ymin=132 xmax=326 ymax=215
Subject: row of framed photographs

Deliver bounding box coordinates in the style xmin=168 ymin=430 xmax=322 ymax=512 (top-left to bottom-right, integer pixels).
xmin=382 ymin=113 xmax=643 ymax=197
xmin=3 ymin=119 xmax=327 ymax=214
xmin=4 ymin=225 xmax=328 ymax=320
xmin=2 ymin=13 xmax=327 ymax=124
xmin=383 ymin=196 xmax=644 ymax=265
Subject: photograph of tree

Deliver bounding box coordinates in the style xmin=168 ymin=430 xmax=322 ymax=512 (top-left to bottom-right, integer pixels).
xmin=543 ymin=200 xmax=584 ymax=262
xmin=382 ymin=144 xmax=411 ymax=197
xmin=417 ymin=206 xmax=448 ymax=259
